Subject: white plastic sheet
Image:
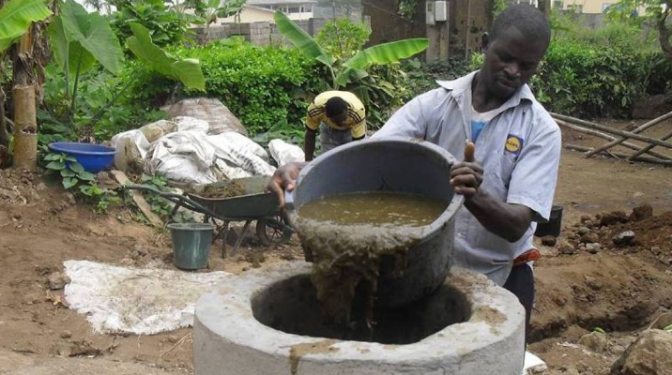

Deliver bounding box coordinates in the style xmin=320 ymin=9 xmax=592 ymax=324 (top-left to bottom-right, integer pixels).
xmin=147 ymin=131 xmax=218 ymax=184
xmin=208 ymin=134 xmax=276 ymax=178
xmin=269 ymin=139 xmax=305 ymax=167
xmin=64 ymin=260 xmax=230 ymax=335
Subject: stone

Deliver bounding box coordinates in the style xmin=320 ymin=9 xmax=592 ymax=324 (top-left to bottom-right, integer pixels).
xmin=579 ymin=332 xmax=610 ymax=353
xmin=600 ymin=211 xmax=629 ymax=227
xmin=60 ymin=331 xmax=72 ymax=339
xmin=578 ymin=227 xmax=591 ymax=235
xmin=581 ymin=215 xmax=592 ymax=223
xmin=611 ymin=329 xmax=672 ymax=375
xmin=611 ymin=345 xmax=626 ymax=355
xmin=613 ymin=231 xmax=636 ymax=246
xmin=167 ymin=335 xmax=179 ymax=343
xmin=584 ymin=220 xmax=595 ymax=228
xmin=585 ymin=276 xmax=602 ymax=290
xmin=581 ymin=233 xmax=600 ymax=244
xmin=47 ymin=272 xmax=70 ymax=290
xmin=541 ymin=236 xmax=557 ymax=246
xmin=629 ymin=204 xmax=653 ymax=222
xmin=166 ymin=98 xmax=248 ymax=136
xmin=631 ymin=93 xmax=672 ymax=119
xmin=586 ymin=243 xmax=602 ymax=254
xmin=558 ymin=240 xmax=576 ymax=255
xmin=63 ymin=193 xmax=76 ymax=206
xmin=35 ymin=183 xmax=47 ymax=192
xmin=649 ymin=312 xmax=672 ymax=330
xmin=651 ymin=246 xmax=662 ymax=255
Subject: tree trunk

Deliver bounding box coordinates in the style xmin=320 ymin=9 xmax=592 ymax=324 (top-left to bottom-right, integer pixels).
xmin=12 ymin=31 xmax=38 ymax=170
xmin=659 ymin=2 xmax=672 ymax=62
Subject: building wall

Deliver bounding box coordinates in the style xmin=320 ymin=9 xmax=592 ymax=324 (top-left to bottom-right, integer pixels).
xmin=196 ymin=18 xmax=330 ymax=46
xmin=219 ymin=7 xmax=276 ymax=23
xmin=555 ymin=0 xmax=614 ymax=14
xmin=363 ymin=0 xmax=427 ymax=45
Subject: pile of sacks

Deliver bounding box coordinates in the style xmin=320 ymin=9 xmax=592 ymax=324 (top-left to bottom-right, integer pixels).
xmin=110 ymin=98 xmax=304 ymax=185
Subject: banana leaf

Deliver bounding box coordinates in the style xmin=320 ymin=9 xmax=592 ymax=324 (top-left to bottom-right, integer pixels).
xmin=0 ymin=0 xmax=52 ymax=52
xmin=344 ymin=38 xmax=429 ymax=70
xmin=59 ymin=0 xmax=123 ymax=75
xmin=274 ymin=11 xmax=334 ymax=67
xmin=126 ymin=23 xmax=205 ymax=90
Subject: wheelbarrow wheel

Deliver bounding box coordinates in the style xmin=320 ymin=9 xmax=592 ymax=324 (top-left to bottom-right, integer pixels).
xmin=256 ymin=213 xmax=292 ymax=246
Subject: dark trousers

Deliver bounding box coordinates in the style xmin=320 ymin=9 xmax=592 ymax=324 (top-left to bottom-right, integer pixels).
xmin=503 ymin=263 xmax=535 ymax=343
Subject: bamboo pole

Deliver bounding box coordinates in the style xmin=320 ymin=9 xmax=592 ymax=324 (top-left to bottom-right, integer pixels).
xmin=627 ymin=128 xmax=672 ymax=161
xmin=555 ymin=119 xmax=672 ymax=161
xmin=551 ymin=113 xmax=672 ymax=150
xmin=584 ymin=111 xmax=672 ymax=157
xmin=13 ymin=85 xmax=37 ymax=170
xmin=565 ymin=144 xmax=672 ymax=166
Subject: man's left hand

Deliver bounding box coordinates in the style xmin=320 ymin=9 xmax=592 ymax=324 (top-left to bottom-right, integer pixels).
xmin=451 ymin=141 xmax=483 ymax=198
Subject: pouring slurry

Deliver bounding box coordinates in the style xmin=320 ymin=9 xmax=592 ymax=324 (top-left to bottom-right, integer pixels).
xmin=286 ymin=138 xmax=464 ymax=331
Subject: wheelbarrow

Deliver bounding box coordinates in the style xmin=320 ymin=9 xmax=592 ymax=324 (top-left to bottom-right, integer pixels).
xmin=125 ymin=177 xmax=293 ymax=258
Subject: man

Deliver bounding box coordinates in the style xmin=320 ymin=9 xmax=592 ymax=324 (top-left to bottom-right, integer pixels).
xmin=304 ymin=91 xmax=366 ymax=161
xmin=269 ymin=5 xmax=560 ymax=339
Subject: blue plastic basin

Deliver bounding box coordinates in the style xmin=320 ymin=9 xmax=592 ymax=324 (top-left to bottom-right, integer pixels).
xmin=49 ymin=142 xmax=117 ymax=173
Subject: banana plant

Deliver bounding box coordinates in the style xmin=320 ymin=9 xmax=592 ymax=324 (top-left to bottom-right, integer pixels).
xmin=126 ymin=23 xmax=206 ymax=91
xmin=274 ymin=11 xmax=428 ymax=89
xmin=0 ymin=0 xmax=52 ymax=52
xmin=46 ymin=0 xmax=205 ymax=135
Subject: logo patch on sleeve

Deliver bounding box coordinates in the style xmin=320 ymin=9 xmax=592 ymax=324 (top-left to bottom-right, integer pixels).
xmin=505 ymin=134 xmax=523 ymax=156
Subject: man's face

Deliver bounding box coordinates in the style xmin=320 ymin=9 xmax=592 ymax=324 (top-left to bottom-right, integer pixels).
xmin=481 ymin=27 xmax=547 ymax=99
xmin=329 ymin=111 xmax=348 ymax=127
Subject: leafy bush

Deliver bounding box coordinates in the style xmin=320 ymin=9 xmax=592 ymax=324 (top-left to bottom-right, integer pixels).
xmin=403 ymin=58 xmax=472 ymax=101
xmin=123 ymin=42 xmax=326 ymax=135
xmin=111 ymin=0 xmax=195 ymax=47
xmin=463 ymin=14 xmax=672 ymax=118
xmin=315 ymin=18 xmax=370 ymax=60
xmin=40 ymin=64 xmax=166 ymax=146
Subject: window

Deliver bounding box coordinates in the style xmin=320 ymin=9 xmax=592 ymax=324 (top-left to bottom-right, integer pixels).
xmin=287 ymin=6 xmax=301 ymax=13
xmin=553 ymin=0 xmax=563 ymax=9
xmin=567 ymin=3 xmax=583 ymax=12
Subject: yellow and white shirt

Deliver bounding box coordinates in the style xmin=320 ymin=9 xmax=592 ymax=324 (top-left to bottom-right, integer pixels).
xmin=306 ymin=91 xmax=366 ymax=139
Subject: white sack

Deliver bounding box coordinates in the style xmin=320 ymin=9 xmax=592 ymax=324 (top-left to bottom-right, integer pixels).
xmin=147 ymin=131 xmax=218 ymax=184
xmin=269 ymin=139 xmax=305 ymax=167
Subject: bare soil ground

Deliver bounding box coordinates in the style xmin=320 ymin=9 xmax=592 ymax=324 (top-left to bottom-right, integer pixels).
xmin=1 ymin=119 xmax=672 ymax=375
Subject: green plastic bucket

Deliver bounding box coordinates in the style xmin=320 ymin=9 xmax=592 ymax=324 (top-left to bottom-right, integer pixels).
xmin=167 ymin=223 xmax=215 ymax=270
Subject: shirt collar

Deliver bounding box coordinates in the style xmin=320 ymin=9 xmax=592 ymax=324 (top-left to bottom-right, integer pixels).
xmin=436 ymin=70 xmax=535 ymax=106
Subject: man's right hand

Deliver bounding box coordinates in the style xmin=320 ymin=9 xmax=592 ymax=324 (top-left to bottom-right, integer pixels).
xmin=267 ymin=162 xmax=308 ymax=207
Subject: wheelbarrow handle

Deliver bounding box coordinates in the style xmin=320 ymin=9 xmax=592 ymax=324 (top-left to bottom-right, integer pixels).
xmin=123 ymin=183 xmax=221 ymax=219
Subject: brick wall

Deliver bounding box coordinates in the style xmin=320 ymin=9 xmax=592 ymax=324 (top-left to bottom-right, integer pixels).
xmin=194 ymin=18 xmax=338 ymax=46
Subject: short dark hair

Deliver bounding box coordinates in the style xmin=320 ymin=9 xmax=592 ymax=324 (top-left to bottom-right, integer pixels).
xmin=325 ymin=97 xmax=348 ymax=118
xmin=490 ymin=5 xmax=551 ymax=46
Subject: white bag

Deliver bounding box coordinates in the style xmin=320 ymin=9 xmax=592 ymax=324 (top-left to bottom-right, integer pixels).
xmin=147 ymin=131 xmax=218 ymax=184
xmin=269 ymin=139 xmax=305 ymax=167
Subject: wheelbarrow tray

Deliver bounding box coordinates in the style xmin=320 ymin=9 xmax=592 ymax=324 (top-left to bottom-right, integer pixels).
xmin=186 ymin=177 xmax=280 ymax=220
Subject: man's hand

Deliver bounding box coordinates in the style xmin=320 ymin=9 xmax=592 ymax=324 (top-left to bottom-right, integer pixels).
xmin=450 ymin=141 xmax=483 ymax=198
xmin=267 ymin=162 xmax=307 ymax=207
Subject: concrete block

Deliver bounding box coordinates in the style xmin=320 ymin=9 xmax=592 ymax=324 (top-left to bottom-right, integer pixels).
xmin=194 ymin=263 xmax=525 ymax=375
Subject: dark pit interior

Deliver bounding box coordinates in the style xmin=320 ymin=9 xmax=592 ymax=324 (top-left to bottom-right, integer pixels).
xmin=251 ymin=275 xmax=471 ymax=345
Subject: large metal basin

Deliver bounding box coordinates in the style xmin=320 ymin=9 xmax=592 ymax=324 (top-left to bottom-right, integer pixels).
xmin=287 ymin=137 xmax=463 ymax=308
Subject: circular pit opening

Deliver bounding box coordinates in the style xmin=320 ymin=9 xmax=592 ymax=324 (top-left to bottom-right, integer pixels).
xmin=251 ymin=275 xmax=472 ymax=345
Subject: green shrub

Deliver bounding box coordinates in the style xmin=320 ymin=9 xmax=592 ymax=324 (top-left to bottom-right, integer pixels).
xmin=190 ymin=43 xmax=325 ymax=135
xmin=315 ymin=18 xmax=371 ymax=60
xmin=123 ymin=41 xmax=411 ymax=135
